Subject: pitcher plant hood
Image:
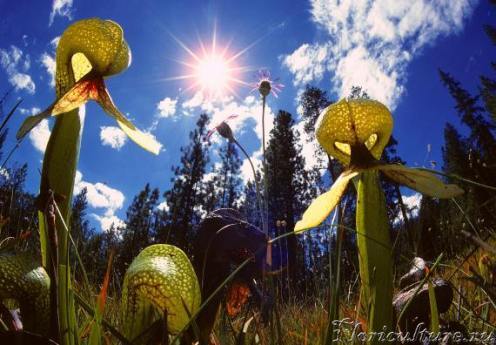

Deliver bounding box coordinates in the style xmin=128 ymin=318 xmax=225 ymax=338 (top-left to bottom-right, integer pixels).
xmin=295 ymin=98 xmax=464 ymax=232
xmin=16 ymin=18 xmax=161 ymax=155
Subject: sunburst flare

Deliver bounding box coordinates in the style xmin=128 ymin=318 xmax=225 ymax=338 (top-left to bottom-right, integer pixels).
xmin=167 ymin=29 xmax=255 ymax=100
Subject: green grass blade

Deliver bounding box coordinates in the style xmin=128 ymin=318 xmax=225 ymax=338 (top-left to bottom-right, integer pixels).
xmin=0 ymin=99 xmax=22 ymax=135
xmin=73 ymin=292 xmax=132 ymax=345
xmin=427 ymin=278 xmax=440 ymax=333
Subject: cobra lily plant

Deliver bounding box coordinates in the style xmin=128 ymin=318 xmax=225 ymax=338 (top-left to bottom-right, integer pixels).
xmin=16 ymin=19 xmax=161 ymax=155
xmin=294 ymin=98 xmax=463 ymax=339
xmin=0 ymin=18 xmax=274 ymax=345
xmin=0 ymin=18 xmax=161 ymax=345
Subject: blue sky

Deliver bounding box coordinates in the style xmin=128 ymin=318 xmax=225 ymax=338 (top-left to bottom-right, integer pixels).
xmin=0 ymin=0 xmax=493 ymax=231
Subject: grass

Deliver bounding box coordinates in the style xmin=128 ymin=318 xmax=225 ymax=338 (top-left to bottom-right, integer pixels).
xmin=57 ymin=231 xmax=493 ymax=345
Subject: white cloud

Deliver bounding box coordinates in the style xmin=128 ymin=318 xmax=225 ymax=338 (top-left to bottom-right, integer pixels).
xmin=92 ymin=214 xmax=126 ymax=232
xmin=182 ymin=92 xmax=204 ymax=112
xmin=282 ymin=0 xmax=478 ymax=109
xmin=50 ymin=36 xmax=61 ymax=49
xmin=157 ymin=97 xmax=177 ymax=118
xmin=0 ymin=168 xmax=10 ymax=180
xmin=40 ymin=53 xmax=56 ymax=87
xmin=74 ymin=171 xmax=126 ymax=232
xmin=282 ymin=43 xmax=330 ymax=86
xmin=0 ymin=46 xmax=35 ymax=94
xmin=100 ymin=126 xmax=127 ymax=150
xmin=157 ymin=201 xmax=169 ymax=213
xmin=240 ymin=147 xmax=262 ymax=184
xmin=49 ymin=0 xmax=73 ymax=26
xmin=29 ymin=115 xmax=51 ymax=153
xmin=39 ymin=36 xmax=60 ymax=88
xmin=294 ymin=120 xmax=326 ymax=173
xmin=9 ymin=74 xmax=35 ymax=93
xmin=396 ymin=192 xmax=422 ymax=223
xmin=179 ymin=91 xmax=276 ymax=183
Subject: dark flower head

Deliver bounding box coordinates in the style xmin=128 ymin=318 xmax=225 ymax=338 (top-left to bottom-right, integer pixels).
xmin=259 ymin=80 xmax=271 ymax=97
xmin=192 ymin=208 xmax=273 ymax=336
xmin=252 ymin=69 xmax=284 ymax=98
xmin=205 ymin=114 xmax=238 ymax=142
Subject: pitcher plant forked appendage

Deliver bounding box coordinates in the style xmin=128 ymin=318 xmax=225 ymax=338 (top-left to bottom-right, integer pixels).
xmin=12 ymin=18 xmax=161 ymax=344
xmin=293 ymin=98 xmax=464 ymax=341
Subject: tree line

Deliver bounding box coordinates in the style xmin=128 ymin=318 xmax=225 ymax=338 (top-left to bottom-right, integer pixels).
xmin=0 ymin=13 xmax=495 ymax=298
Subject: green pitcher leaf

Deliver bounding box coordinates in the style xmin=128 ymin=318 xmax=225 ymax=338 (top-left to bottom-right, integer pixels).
xmin=121 ymin=244 xmax=201 ymax=342
xmin=0 ymin=252 xmax=51 ymax=335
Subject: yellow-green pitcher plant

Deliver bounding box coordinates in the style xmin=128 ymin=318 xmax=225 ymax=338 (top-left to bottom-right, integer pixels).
xmin=294 ymin=99 xmax=463 ymax=339
xmin=12 ymin=18 xmax=160 ymax=344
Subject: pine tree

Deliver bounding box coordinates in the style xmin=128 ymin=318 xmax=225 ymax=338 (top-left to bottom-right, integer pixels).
xmin=481 ymin=21 xmax=496 ymax=122
xmin=299 ymin=85 xmax=332 ymax=134
xmin=0 ymin=164 xmax=37 ymax=242
xmin=116 ymin=183 xmax=160 ymax=278
xmin=440 ymin=123 xmax=479 ymax=257
xmin=70 ymin=188 xmax=93 ymax=250
xmin=199 ymin=141 xmax=243 ymax=215
xmin=69 ymin=187 xmax=95 ymax=280
xmin=440 ymin=70 xmax=496 ymax=242
xmin=415 ymin=197 xmax=442 ymax=260
xmin=241 ymin=176 xmax=262 ymax=229
xmin=158 ymin=114 xmax=211 ymax=253
xmin=83 ymin=227 xmax=120 ymax=284
xmin=216 ymin=142 xmax=242 ymax=209
xmin=442 ymin=124 xmax=470 ymax=179
xmin=439 ymin=70 xmax=496 ymax=166
xmin=266 ymin=110 xmax=312 ymax=286
xmin=480 ymin=76 xmax=496 ymax=121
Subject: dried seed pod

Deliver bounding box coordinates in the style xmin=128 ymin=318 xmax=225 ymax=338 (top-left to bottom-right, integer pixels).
xmin=399 ymin=257 xmax=427 ymax=289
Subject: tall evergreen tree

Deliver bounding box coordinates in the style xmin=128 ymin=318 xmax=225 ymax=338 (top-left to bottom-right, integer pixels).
xmin=199 ymin=141 xmax=243 ymax=215
xmin=439 ymin=70 xmax=496 ymax=163
xmin=241 ymin=174 xmax=262 ymax=229
xmin=158 ymin=114 xmax=210 ymax=253
xmin=0 ymin=164 xmax=37 ymax=242
xmin=215 ymin=142 xmax=242 ymax=209
xmin=116 ymin=183 xmax=160 ymax=278
xmin=83 ymin=226 xmax=120 ymax=284
xmin=70 ymin=188 xmax=93 ymax=250
xmin=481 ymin=18 xmax=496 ymax=121
xmin=70 ymin=188 xmax=94 ymax=280
xmin=442 ymin=124 xmax=470 ymax=179
xmin=439 ymin=69 xmax=496 ymax=241
xmin=266 ymin=110 xmax=312 ymax=285
xmin=299 ymin=85 xmax=332 ymax=134
xmin=439 ymin=123 xmax=482 ymax=257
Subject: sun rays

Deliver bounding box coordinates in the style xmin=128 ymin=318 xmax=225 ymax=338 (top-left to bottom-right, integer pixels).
xmin=167 ymin=28 xmax=256 ymax=100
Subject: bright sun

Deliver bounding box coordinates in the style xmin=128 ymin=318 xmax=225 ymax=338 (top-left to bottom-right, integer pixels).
xmin=167 ymin=30 xmax=254 ymax=99
xmin=195 ymin=54 xmax=231 ymax=94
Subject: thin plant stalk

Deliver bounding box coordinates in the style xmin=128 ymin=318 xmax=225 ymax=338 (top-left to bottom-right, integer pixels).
xmin=233 ymin=138 xmax=263 ymax=226
xmin=324 ymin=209 xmax=338 ymax=345
xmin=261 ymin=95 xmax=269 ymax=237
xmin=0 ymin=99 xmax=24 ymax=171
xmin=325 ymin=198 xmax=347 ymax=345
xmin=0 ymin=99 xmax=21 ymax=134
